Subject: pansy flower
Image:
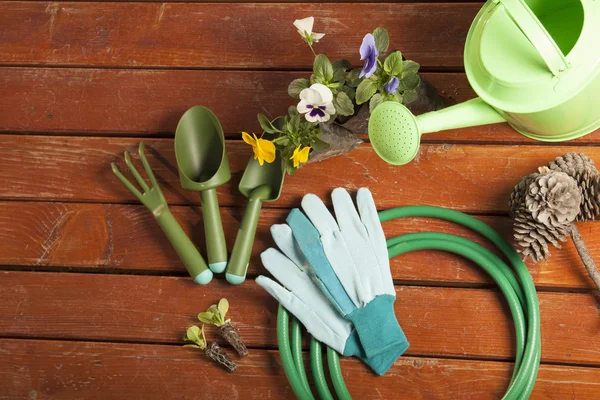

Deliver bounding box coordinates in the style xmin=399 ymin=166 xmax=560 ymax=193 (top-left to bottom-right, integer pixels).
xmin=385 ymin=76 xmax=399 ymax=94
xmin=290 ymin=145 xmax=311 ymax=168
xmin=297 ymin=83 xmax=336 ymax=123
xmin=242 ymin=132 xmax=276 ymax=165
xmin=293 ymin=17 xmax=325 ymax=44
xmin=359 ymin=33 xmax=379 ymax=78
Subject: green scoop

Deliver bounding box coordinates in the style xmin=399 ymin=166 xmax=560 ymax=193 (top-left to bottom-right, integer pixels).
xmin=226 ymin=142 xmax=285 ymax=285
xmin=175 ymin=106 xmax=231 ymax=273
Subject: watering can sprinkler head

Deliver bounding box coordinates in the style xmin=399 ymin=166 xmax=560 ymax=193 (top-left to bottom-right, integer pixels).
xmin=368 ymin=98 xmax=507 ymax=165
xmin=368 ymin=102 xmax=421 ymax=166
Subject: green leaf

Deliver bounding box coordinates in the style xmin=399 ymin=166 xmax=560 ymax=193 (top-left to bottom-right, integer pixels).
xmin=402 ymin=89 xmax=418 ymax=105
xmin=346 ymin=69 xmax=362 ymax=87
xmin=184 ymin=325 xmax=204 ymax=347
xmin=355 ymin=79 xmax=378 ymax=105
xmin=332 ymin=60 xmax=350 ymax=84
xmin=369 ymin=93 xmax=384 ymax=113
xmin=288 ymin=78 xmax=310 ymax=99
xmin=276 ymin=137 xmax=290 ymax=147
xmin=183 ymin=344 xmax=200 ymax=349
xmin=257 ymin=114 xmax=279 ymax=134
xmin=285 ymin=160 xmax=298 ymax=175
xmin=402 ymin=60 xmax=420 ymax=75
xmin=399 ymin=73 xmax=421 ymax=91
xmin=313 ymin=54 xmax=334 ymax=83
xmin=341 ymin=85 xmax=356 ymax=101
xmin=373 ymin=27 xmax=389 ymax=53
xmin=218 ymin=298 xmax=229 ymax=318
xmin=333 ymin=92 xmax=354 ymax=116
xmin=197 ymin=311 xmax=215 ymax=325
xmin=332 ymin=68 xmax=346 ymax=85
xmin=288 ymin=106 xmax=299 ymax=117
xmin=311 ymin=137 xmax=330 ymax=151
xmin=384 ymin=51 xmax=403 ymax=76
xmin=292 ymin=114 xmax=300 ymax=131
xmin=332 ymin=59 xmax=351 ymax=71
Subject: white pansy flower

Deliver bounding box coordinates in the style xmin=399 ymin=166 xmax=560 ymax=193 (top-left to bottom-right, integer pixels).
xmin=293 ymin=17 xmax=325 ymax=44
xmin=297 ymin=83 xmax=336 ymax=123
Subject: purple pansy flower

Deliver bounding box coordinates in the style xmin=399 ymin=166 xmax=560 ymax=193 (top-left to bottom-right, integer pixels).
xmin=297 ymin=83 xmax=336 ymax=123
xmin=385 ymin=77 xmax=399 ymax=94
xmin=359 ymin=33 xmax=379 ymax=78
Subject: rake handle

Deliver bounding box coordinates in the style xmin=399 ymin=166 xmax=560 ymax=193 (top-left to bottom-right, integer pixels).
xmin=155 ymin=207 xmax=212 ymax=284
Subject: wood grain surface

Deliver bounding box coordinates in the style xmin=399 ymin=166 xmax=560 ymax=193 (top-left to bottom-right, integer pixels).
xmin=2 ymin=0 xmax=600 ymax=397
xmin=0 ymin=68 xmax=472 ymax=135
xmin=1 ymin=339 xmax=598 ymax=400
xmin=3 ymin=135 xmax=600 ymax=213
xmin=0 ymin=2 xmax=476 ymax=69
xmin=2 ymin=67 xmax=599 ymax=143
xmin=2 ymin=271 xmax=600 ymax=365
xmin=1 ymin=201 xmax=599 ymax=290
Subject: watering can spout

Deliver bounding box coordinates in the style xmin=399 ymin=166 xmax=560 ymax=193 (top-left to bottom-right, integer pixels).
xmin=417 ymin=97 xmax=507 ymax=135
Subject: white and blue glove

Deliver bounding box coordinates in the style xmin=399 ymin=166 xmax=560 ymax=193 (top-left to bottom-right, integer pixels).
xmin=285 ymin=188 xmax=407 ymax=359
xmin=256 ymin=223 xmax=401 ymax=375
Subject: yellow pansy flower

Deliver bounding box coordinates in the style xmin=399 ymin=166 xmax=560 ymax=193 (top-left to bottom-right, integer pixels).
xmin=290 ymin=145 xmax=311 ymax=168
xmin=242 ymin=132 xmax=276 ymax=166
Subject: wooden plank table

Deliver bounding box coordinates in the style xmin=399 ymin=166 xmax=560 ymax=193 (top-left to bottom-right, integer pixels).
xmin=1 ymin=1 xmax=599 ymax=399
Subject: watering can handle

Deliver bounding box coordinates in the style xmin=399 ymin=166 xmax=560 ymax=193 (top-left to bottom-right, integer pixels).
xmin=497 ymin=0 xmax=569 ymax=76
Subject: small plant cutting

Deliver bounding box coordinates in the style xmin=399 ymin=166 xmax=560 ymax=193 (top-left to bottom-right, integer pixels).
xmin=243 ymin=17 xmax=446 ymax=175
xmin=183 ymin=325 xmax=237 ymax=372
xmin=509 ymin=152 xmax=600 ymax=291
xmin=198 ymin=298 xmax=248 ymax=357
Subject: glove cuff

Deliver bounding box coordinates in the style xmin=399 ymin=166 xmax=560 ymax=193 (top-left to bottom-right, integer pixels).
xmin=344 ymin=329 xmax=409 ymax=376
xmin=347 ymin=294 xmax=408 ymax=358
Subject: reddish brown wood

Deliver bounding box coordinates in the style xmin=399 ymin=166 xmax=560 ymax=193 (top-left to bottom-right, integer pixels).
xmin=1 ymin=271 xmax=600 ymax=365
xmin=0 ymin=0 xmax=597 ymax=394
xmin=1 ymin=67 xmax=599 ymax=143
xmin=2 ymin=135 xmax=600 ymax=213
xmin=0 ymin=68 xmax=475 ymax=136
xmin=0 ymin=339 xmax=599 ymax=400
xmin=2 ymin=201 xmax=599 ymax=290
xmin=0 ymin=2 xmax=477 ymax=69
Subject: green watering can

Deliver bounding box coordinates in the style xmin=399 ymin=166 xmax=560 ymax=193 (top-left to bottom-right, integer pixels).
xmin=369 ymin=0 xmax=600 ymax=165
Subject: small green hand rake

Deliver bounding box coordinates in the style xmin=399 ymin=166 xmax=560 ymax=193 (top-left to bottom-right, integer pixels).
xmin=111 ymin=142 xmax=213 ymax=285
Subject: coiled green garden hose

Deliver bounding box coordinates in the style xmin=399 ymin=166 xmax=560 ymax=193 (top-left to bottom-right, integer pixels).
xmin=277 ymin=205 xmax=541 ymax=400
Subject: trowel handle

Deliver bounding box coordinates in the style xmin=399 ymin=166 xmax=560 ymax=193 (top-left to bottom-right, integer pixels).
xmin=226 ymin=197 xmax=263 ymax=285
xmin=155 ymin=207 xmax=213 ymax=285
xmin=201 ymin=188 xmax=228 ymax=273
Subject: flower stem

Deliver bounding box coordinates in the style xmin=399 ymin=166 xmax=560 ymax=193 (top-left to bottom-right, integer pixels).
xmin=570 ymin=223 xmax=600 ymax=291
xmin=308 ymin=43 xmax=317 ymax=57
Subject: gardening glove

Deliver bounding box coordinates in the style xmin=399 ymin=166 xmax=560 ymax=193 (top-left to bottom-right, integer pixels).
xmin=286 ymin=187 xmax=407 ymax=358
xmin=256 ymin=223 xmax=403 ymax=375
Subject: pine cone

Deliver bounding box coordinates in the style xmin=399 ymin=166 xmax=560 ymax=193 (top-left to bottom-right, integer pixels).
xmin=513 ymin=208 xmax=569 ymax=262
xmin=509 ymin=170 xmax=581 ymax=263
xmin=509 ymin=172 xmax=539 ymax=218
xmin=547 ymin=152 xmax=600 ymax=221
xmin=525 ymin=170 xmax=581 ymax=227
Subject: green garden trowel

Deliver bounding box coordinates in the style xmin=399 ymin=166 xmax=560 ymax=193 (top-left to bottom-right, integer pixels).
xmin=175 ymin=106 xmax=230 ymax=273
xmin=225 ymin=148 xmax=285 ymax=285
